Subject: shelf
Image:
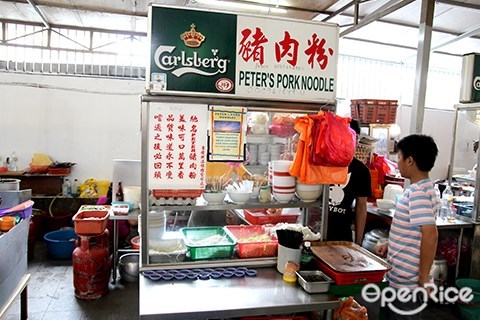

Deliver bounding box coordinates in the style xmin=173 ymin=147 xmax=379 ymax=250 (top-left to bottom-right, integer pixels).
xmin=149 ymin=198 xmax=322 ymax=212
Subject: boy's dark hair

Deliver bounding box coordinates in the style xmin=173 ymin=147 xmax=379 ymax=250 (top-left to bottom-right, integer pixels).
xmin=396 ymin=134 xmax=438 ymax=172
xmin=350 ymin=119 xmax=361 ymax=135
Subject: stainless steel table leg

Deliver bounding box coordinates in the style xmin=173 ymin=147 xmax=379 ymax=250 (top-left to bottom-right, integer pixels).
xmin=20 ymin=285 xmax=27 ymax=320
xmin=112 ymin=219 xmax=119 ymax=284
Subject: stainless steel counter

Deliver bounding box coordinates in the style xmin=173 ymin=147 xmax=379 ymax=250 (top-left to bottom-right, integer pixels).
xmin=139 ymin=267 xmax=339 ymax=320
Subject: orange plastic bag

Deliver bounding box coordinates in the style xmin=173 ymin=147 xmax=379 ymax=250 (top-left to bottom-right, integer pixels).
xmin=310 ymin=112 xmax=356 ymax=166
xmin=289 ymin=115 xmax=348 ymax=185
xmin=334 ymin=296 xmax=368 ymax=320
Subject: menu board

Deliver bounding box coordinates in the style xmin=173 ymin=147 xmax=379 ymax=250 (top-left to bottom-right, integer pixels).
xmin=147 ymin=103 xmax=208 ymax=190
xmin=208 ymin=106 xmax=246 ymax=162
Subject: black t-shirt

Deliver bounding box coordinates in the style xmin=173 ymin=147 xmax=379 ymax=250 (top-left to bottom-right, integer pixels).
xmin=327 ymin=158 xmax=372 ymax=241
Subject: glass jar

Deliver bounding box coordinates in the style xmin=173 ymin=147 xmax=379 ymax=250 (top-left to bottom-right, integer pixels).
xmin=258 ymin=185 xmax=271 ymax=203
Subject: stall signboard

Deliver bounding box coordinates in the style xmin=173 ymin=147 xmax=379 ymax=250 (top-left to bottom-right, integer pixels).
xmin=147 ymin=103 xmax=208 ymax=190
xmin=208 ymin=106 xmax=247 ymax=162
xmin=147 ymin=5 xmax=339 ymax=103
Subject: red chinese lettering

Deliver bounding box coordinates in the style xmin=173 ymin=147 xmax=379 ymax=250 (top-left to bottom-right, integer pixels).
xmin=190 ymin=125 xmax=197 ymax=133
xmin=178 ymin=152 xmax=185 ymax=161
xmin=154 ymin=133 xmax=162 ymax=141
xmin=275 ymin=31 xmax=299 ymax=66
xmin=189 ymin=172 xmax=197 ymax=179
xmin=153 ymin=124 xmax=162 ymax=131
xmin=167 ymin=123 xmax=174 ymax=132
xmin=304 ymin=34 xmax=334 ymax=70
xmin=178 ymin=144 xmax=185 ymax=150
xmin=177 ymin=124 xmax=186 ymax=132
xmin=179 ymin=114 xmax=186 ymax=122
xmin=166 ymin=162 xmax=173 ymax=169
xmin=178 ymin=162 xmax=184 ymax=170
xmin=178 ymin=133 xmax=185 ymax=141
xmin=189 ymin=153 xmax=197 ymax=161
xmin=153 ymin=152 xmax=162 ymax=160
xmin=178 ymin=171 xmax=184 ymax=179
xmin=167 ymin=114 xmax=175 ymax=122
xmin=153 ymin=162 xmax=162 ymax=169
xmin=166 ymin=143 xmax=173 ymax=151
xmin=166 ymin=152 xmax=174 ymax=160
xmin=153 ymin=171 xmax=162 ymax=179
xmin=153 ymin=114 xmax=163 ymax=122
xmin=165 ymin=133 xmax=174 ymax=141
xmin=189 ymin=163 xmax=197 ymax=170
xmin=153 ymin=143 xmax=162 ymax=151
xmin=166 ymin=171 xmax=174 ymax=179
xmin=190 ymin=115 xmax=198 ymax=122
xmin=238 ymin=27 xmax=268 ymax=64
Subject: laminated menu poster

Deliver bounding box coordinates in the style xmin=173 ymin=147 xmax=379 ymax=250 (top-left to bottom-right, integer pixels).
xmin=147 ymin=102 xmax=208 ymax=190
xmin=208 ymin=106 xmax=246 ymax=162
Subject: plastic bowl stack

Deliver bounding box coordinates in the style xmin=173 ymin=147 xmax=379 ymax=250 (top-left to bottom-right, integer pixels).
xmin=269 ymin=160 xmax=295 ymax=203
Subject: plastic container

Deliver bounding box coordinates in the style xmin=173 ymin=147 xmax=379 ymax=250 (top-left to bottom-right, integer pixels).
xmin=456 ymin=278 xmax=480 ymax=304
xmin=0 ymin=200 xmax=34 ymax=219
xmin=180 ymin=227 xmax=236 ymax=260
xmin=314 ymin=257 xmax=387 ymax=285
xmin=243 ymin=209 xmax=300 ymax=225
xmin=72 ymin=209 xmax=110 ymax=235
xmin=123 ymin=186 xmax=141 ymax=209
xmin=225 ymin=225 xmax=278 ymax=258
xmin=0 ymin=216 xmax=16 ymax=231
xmin=44 ymin=228 xmax=77 ymax=259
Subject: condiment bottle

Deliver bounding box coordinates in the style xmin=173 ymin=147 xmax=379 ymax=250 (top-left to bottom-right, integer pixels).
xmin=258 ymin=185 xmax=271 ymax=203
xmin=116 ymin=181 xmax=124 ymax=201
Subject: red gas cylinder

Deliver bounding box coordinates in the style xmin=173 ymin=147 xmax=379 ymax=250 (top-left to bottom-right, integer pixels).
xmin=73 ymin=230 xmax=111 ymax=300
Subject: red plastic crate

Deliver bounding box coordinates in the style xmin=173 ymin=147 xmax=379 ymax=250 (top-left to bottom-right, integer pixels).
xmin=314 ymin=257 xmax=387 ymax=285
xmin=350 ymin=99 xmax=398 ymax=124
xmin=72 ymin=209 xmax=110 ymax=235
xmin=243 ymin=209 xmax=300 ymax=225
xmin=225 ymin=225 xmax=278 ymax=258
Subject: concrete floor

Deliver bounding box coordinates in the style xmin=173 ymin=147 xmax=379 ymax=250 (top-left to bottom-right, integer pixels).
xmin=4 ymin=241 xmax=464 ymax=320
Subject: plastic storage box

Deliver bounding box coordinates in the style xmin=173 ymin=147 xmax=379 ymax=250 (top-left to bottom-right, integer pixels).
xmin=72 ymin=207 xmax=110 ymax=235
xmin=181 ymin=227 xmax=236 ymax=260
xmin=225 ymin=225 xmax=278 ymax=258
xmin=243 ymin=209 xmax=300 ymax=225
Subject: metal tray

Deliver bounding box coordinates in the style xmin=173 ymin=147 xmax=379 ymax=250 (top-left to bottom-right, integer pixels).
xmin=296 ymin=270 xmax=333 ymax=293
xmin=311 ymin=241 xmax=391 ymax=273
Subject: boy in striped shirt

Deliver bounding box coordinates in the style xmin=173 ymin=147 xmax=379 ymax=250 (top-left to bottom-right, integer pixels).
xmin=376 ymin=134 xmax=440 ymax=319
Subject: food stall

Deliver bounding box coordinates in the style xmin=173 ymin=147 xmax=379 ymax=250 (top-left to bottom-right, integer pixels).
xmin=130 ymin=4 xmax=386 ymax=319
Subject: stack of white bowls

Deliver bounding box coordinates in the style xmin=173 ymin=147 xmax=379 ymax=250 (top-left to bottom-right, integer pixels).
xmin=269 ymin=144 xmax=282 ymax=161
xmin=296 ymin=182 xmax=322 ymax=203
xmin=269 ymin=160 xmax=295 ymax=203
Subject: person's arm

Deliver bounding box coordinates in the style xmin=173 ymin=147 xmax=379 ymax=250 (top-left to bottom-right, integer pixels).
xmin=418 ymin=224 xmax=438 ymax=287
xmin=355 ymin=196 xmax=367 ymax=245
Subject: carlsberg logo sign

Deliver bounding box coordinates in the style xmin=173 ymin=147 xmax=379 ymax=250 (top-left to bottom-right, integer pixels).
xmin=154 ymin=45 xmax=228 ymax=77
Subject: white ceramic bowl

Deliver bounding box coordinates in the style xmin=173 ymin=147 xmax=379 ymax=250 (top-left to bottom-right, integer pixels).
xmin=202 ymin=191 xmax=226 ymax=205
xmin=377 ymin=199 xmax=396 ymax=210
xmin=228 ymin=191 xmax=252 ymax=204
xmin=296 ymin=182 xmax=322 ymax=191
xmin=272 ymin=175 xmax=295 ymax=187
xmin=269 ymin=160 xmax=293 ymax=172
xmin=296 ymin=189 xmax=322 ymax=203
xmin=273 ymin=191 xmax=295 ymax=203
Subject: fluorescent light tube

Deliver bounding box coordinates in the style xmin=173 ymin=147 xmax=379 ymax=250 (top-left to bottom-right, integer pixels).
xmin=195 ymin=0 xmax=287 ymax=14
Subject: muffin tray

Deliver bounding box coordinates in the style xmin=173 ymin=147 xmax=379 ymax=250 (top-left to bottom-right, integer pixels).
xmin=142 ymin=266 xmax=257 ymax=282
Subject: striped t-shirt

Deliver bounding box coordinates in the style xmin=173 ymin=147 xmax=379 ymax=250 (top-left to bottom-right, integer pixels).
xmin=386 ymin=179 xmax=439 ymax=289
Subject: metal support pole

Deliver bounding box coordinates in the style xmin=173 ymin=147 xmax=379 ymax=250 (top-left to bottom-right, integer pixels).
xmin=409 ymin=0 xmax=435 ymax=134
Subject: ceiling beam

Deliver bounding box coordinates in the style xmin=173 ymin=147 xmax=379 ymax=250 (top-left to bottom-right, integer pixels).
xmin=436 ymin=0 xmax=480 ymax=11
xmin=431 ymin=24 xmax=480 ymax=52
xmin=340 ymin=0 xmax=415 ymax=37
xmin=26 ymin=0 xmax=50 ymax=28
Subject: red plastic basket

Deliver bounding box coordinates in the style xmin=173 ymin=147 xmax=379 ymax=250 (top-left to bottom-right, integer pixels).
xmin=243 ymin=209 xmax=300 ymax=225
xmin=72 ymin=209 xmax=110 ymax=235
xmin=48 ymin=167 xmax=71 ymax=175
xmin=225 ymin=225 xmax=278 ymax=258
xmin=350 ymin=99 xmax=398 ymax=124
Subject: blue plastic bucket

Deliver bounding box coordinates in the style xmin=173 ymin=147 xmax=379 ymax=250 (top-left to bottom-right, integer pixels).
xmin=43 ymin=228 xmax=77 ymax=259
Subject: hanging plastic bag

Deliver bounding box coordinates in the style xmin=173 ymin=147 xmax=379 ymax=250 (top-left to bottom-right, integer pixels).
xmin=289 ymin=115 xmax=348 ymax=185
xmin=310 ymin=112 xmax=356 ymax=167
xmin=334 ymin=296 xmax=368 ymax=320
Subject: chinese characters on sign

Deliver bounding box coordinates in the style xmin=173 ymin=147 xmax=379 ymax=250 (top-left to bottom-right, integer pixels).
xmin=208 ymin=106 xmax=247 ymax=162
xmin=148 ymin=103 xmax=208 ymax=190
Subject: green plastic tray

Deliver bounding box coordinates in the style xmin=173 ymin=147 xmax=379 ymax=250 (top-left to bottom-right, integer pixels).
xmin=180 ymin=227 xmax=236 ymax=260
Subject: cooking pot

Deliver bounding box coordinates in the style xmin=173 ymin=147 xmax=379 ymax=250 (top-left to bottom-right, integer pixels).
xmin=0 ymin=179 xmax=20 ymax=191
xmin=433 ymin=256 xmax=448 ymax=285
